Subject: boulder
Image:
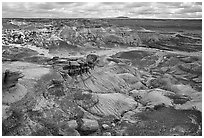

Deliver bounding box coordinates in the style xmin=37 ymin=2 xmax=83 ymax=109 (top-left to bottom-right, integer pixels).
xmin=60 ymin=128 xmax=80 ymax=136
xmin=80 ymin=119 xmax=99 ymax=131
xmin=102 ymin=124 xmax=110 ymax=130
xmin=67 ymin=120 xmax=78 ymax=129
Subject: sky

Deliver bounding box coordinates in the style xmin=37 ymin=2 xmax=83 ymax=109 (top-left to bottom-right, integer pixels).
xmin=2 ymin=2 xmax=202 ymax=19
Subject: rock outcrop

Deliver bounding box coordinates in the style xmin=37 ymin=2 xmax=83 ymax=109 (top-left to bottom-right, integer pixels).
xmin=75 ymin=92 xmax=138 ymax=118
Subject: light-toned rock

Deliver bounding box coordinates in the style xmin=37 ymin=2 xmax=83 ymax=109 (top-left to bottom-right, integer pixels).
xmin=67 ymin=120 xmax=78 ymax=129
xmin=103 ymin=132 xmax=112 ymax=136
xmin=130 ymin=89 xmax=175 ymax=108
xmin=77 ymin=70 xmax=130 ymax=93
xmin=102 ymin=124 xmax=110 ymax=129
xmin=81 ymin=119 xmax=99 ymax=131
xmin=88 ymin=93 xmax=138 ymax=117
xmin=171 ymin=84 xmax=198 ymax=95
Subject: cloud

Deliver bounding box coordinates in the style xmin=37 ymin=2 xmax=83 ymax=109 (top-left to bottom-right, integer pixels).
xmin=2 ymin=2 xmax=202 ymax=18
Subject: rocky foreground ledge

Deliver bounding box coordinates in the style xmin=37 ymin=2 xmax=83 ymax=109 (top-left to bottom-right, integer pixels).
xmin=2 ymin=47 xmax=202 ymax=136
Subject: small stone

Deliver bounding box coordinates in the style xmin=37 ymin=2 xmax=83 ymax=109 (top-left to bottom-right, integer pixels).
xmin=81 ymin=119 xmax=99 ymax=131
xmin=60 ymin=128 xmax=80 ymax=136
xmin=67 ymin=120 xmax=78 ymax=129
xmin=103 ymin=132 xmax=112 ymax=136
xmin=102 ymin=124 xmax=110 ymax=130
xmin=111 ymin=123 xmax=116 ymax=127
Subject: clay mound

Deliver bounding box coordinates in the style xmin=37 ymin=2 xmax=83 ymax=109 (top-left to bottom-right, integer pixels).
xmin=90 ymin=93 xmax=138 ymax=118
xmin=130 ymin=88 xmax=175 ymax=108
xmin=147 ymin=75 xmax=198 ymax=96
xmin=76 ymin=70 xmax=130 ymax=93
xmin=130 ymin=88 xmax=201 ymax=112
xmin=174 ymin=92 xmax=202 ymax=112
xmin=63 ymin=59 xmax=142 ymax=93
xmin=76 ymin=92 xmax=138 ymax=118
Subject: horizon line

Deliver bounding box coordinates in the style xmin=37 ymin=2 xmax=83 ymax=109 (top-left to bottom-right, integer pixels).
xmin=2 ymin=17 xmax=202 ymax=20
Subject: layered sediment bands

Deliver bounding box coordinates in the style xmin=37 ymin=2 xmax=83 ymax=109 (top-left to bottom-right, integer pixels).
xmin=75 ymin=69 xmax=131 ymax=93
xmin=76 ymin=92 xmax=138 ymax=118
xmin=69 ymin=61 xmax=144 ymax=94
xmin=138 ymin=31 xmax=202 ymax=52
xmin=112 ymin=49 xmax=202 ymax=113
xmin=113 ymin=49 xmax=202 ymax=91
